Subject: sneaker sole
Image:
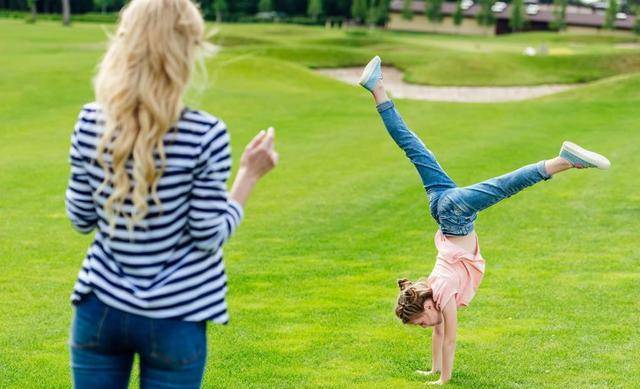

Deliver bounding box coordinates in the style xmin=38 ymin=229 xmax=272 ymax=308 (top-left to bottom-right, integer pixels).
xmin=562 ymin=141 xmax=611 ymax=170
xmin=359 ymin=56 xmax=381 ymax=86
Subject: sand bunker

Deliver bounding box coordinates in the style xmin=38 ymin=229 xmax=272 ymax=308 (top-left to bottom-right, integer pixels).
xmin=316 ymin=66 xmax=577 ymax=103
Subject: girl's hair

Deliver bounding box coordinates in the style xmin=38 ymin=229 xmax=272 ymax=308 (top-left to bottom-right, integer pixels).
xmin=94 ymin=0 xmax=205 ymax=230
xmin=395 ymin=278 xmax=433 ymax=324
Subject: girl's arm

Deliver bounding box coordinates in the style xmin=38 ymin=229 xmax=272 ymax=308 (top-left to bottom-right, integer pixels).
xmin=419 ymin=322 xmax=444 ymax=377
xmin=428 ymin=300 xmax=457 ymax=385
xmin=431 ymin=322 xmax=444 ymax=372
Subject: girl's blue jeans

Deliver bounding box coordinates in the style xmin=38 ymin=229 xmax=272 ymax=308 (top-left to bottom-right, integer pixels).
xmin=377 ymin=100 xmax=551 ymax=236
xmin=69 ymin=293 xmax=207 ymax=389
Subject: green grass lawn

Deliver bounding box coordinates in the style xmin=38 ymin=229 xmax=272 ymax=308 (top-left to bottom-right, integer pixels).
xmin=1 ymin=19 xmax=639 ymax=388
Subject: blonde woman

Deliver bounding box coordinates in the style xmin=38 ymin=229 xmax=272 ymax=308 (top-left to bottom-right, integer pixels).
xmin=65 ymin=1 xmax=277 ymax=387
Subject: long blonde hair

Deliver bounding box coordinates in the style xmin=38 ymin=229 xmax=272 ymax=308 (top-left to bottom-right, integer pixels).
xmin=94 ymin=0 xmax=205 ymax=230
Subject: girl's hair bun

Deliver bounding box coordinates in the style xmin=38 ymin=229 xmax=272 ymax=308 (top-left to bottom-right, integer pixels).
xmin=397 ymin=278 xmax=412 ymax=290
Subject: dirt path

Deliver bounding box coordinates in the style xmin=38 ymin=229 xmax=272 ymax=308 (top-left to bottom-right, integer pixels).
xmin=316 ymin=67 xmax=577 ymax=103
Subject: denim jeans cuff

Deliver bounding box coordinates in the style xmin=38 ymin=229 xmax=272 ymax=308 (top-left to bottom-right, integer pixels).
xmin=376 ymin=100 xmax=394 ymax=113
xmin=440 ymin=223 xmax=475 ymax=237
xmin=537 ymin=160 xmax=552 ymax=181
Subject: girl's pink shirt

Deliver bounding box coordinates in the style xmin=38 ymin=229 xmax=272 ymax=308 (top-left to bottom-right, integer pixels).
xmin=427 ymin=230 xmax=486 ymax=310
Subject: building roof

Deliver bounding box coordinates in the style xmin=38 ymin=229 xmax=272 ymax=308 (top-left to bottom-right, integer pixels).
xmin=390 ymin=0 xmax=637 ymax=30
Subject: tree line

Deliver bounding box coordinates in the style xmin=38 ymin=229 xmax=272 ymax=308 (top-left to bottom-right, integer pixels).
xmin=1 ymin=0 xmax=639 ymax=33
xmin=0 ymin=0 xmax=375 ymax=21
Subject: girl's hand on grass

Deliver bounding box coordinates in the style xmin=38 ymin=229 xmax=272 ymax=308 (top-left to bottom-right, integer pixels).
xmin=239 ymin=127 xmax=279 ymax=181
xmin=416 ymin=370 xmax=439 ymax=376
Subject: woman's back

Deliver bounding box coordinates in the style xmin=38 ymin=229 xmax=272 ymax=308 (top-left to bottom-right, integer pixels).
xmin=66 ymin=103 xmax=243 ymax=323
xmin=66 ymin=1 xmax=278 ymax=386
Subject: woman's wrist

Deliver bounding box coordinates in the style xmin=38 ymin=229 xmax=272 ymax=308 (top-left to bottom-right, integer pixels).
xmin=236 ymin=166 xmax=260 ymax=185
xmin=230 ymin=168 xmax=260 ymax=206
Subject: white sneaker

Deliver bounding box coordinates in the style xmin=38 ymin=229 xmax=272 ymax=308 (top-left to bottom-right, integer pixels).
xmin=359 ymin=56 xmax=382 ymax=91
xmin=559 ymin=141 xmax=611 ymax=170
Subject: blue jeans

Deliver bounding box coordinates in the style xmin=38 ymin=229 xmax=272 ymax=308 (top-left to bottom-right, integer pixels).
xmin=377 ymin=100 xmax=551 ymax=236
xmin=69 ymin=293 xmax=207 ymax=389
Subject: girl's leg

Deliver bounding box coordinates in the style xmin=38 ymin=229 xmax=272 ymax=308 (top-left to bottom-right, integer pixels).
xmin=438 ymin=160 xmax=553 ymax=220
xmin=361 ymin=58 xmax=456 ymax=225
xmin=363 ymin=57 xmax=457 ymax=200
xmin=434 ymin=143 xmax=609 ymax=235
xmin=438 ymin=155 xmax=589 ymax=219
xmin=375 ymin=100 xmax=457 ymax=199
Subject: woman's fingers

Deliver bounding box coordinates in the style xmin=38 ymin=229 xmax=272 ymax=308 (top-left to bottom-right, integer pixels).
xmin=246 ymin=130 xmax=266 ymax=150
xmin=239 ymin=126 xmax=277 ymax=179
xmin=263 ymin=127 xmax=275 ymax=150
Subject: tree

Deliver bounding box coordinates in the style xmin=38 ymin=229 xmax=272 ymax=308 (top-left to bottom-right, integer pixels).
xmin=351 ymin=0 xmax=368 ymax=23
xmin=509 ymin=0 xmax=526 ymax=31
xmin=604 ymin=0 xmax=618 ymax=30
xmin=426 ymin=0 xmax=443 ymax=22
xmin=476 ymin=0 xmax=495 ymax=26
xmin=308 ymin=0 xmax=323 ymax=20
xmin=27 ymin=0 xmax=37 ymax=23
xmin=453 ymin=0 xmax=464 ymax=26
xmin=258 ymin=0 xmax=273 ymax=13
xmin=214 ymin=0 xmax=227 ymax=22
xmin=326 ymin=0 xmax=352 ymax=19
xmin=550 ymin=0 xmax=568 ymax=31
xmin=634 ymin=5 xmax=640 ymax=35
xmin=94 ymin=0 xmax=113 ymax=14
xmin=62 ymin=0 xmax=70 ymax=26
xmin=402 ymin=0 xmax=413 ymax=20
xmin=373 ymin=0 xmax=391 ymax=26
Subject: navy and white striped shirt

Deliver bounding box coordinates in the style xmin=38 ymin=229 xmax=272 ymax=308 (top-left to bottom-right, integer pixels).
xmin=66 ymin=103 xmax=243 ymax=323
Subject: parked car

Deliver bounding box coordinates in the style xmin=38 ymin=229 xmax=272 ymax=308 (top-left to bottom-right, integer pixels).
xmin=526 ymin=4 xmax=540 ymax=15
xmin=616 ymin=12 xmax=628 ymax=20
xmin=491 ymin=1 xmax=508 ymax=13
xmin=255 ymin=11 xmax=287 ymax=21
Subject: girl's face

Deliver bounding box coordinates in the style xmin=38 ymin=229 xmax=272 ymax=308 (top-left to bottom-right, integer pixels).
xmin=410 ymin=299 xmax=442 ymax=327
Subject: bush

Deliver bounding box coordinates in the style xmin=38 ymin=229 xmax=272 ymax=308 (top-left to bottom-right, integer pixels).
xmin=0 ymin=10 xmax=118 ymax=23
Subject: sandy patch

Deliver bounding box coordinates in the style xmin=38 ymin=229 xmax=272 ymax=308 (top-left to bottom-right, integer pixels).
xmin=316 ymin=66 xmax=577 ymax=103
xmin=615 ymin=43 xmax=640 ymax=50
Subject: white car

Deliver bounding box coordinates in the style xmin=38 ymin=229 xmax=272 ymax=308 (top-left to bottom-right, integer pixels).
xmin=491 ymin=1 xmax=507 ymax=13
xmin=526 ymin=4 xmax=540 ymax=15
xmin=461 ymin=0 xmax=474 ymax=11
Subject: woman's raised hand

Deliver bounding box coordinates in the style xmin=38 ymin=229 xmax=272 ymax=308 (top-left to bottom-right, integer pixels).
xmin=230 ymin=127 xmax=278 ymax=206
xmin=239 ymin=127 xmax=279 ymax=180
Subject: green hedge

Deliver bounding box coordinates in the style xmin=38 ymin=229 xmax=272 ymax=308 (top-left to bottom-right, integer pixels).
xmin=0 ymin=10 xmax=118 ymax=23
